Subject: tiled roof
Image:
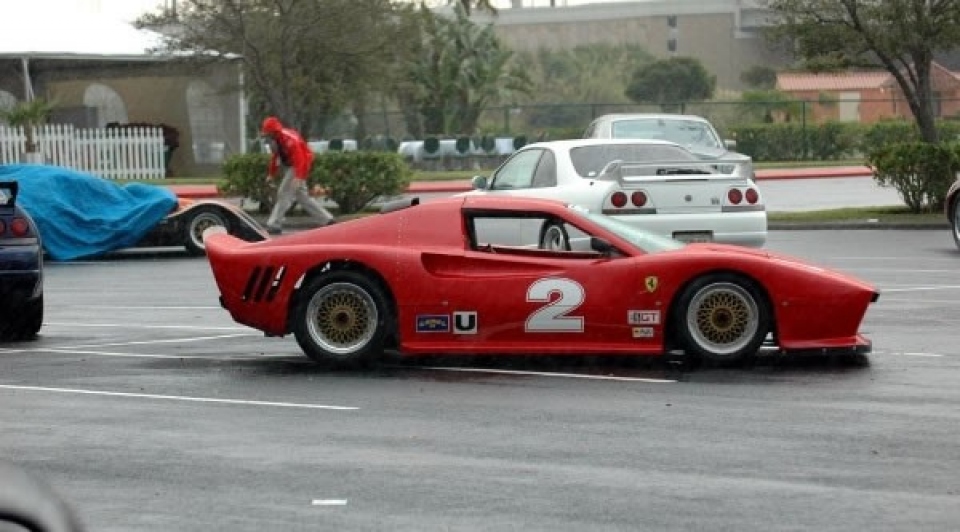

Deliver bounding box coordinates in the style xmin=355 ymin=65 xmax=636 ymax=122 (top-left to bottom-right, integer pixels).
xmin=776 ymin=71 xmax=891 ymax=91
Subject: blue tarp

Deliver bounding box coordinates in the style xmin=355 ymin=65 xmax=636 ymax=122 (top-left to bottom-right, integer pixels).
xmin=0 ymin=165 xmax=177 ymax=261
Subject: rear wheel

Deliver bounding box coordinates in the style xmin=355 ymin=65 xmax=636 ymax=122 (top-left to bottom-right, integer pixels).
xmin=0 ymin=296 xmax=42 ymax=342
xmin=184 ymin=207 xmax=229 ymax=256
xmin=673 ymin=274 xmax=769 ymax=363
xmin=951 ymin=194 xmax=960 ymax=251
xmin=539 ymin=221 xmax=570 ymax=251
xmin=292 ymin=271 xmax=392 ymax=367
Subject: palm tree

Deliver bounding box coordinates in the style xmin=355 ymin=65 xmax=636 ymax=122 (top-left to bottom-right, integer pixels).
xmin=0 ymin=98 xmax=56 ymax=159
xmin=457 ymin=0 xmax=497 ymax=16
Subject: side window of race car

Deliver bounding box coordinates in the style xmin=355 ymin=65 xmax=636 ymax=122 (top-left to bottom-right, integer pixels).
xmin=525 ymin=277 xmax=585 ymax=332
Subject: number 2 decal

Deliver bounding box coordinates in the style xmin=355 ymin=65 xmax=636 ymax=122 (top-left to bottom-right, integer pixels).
xmin=525 ymin=277 xmax=585 ymax=332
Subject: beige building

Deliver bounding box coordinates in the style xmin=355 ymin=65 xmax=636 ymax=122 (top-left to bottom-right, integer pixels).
xmin=471 ymin=0 xmax=788 ymax=92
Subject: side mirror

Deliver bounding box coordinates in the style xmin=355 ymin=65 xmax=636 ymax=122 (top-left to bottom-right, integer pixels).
xmin=724 ymin=139 xmax=737 ymax=150
xmin=471 ymin=175 xmax=488 ymax=190
xmin=590 ymin=236 xmax=615 ymax=256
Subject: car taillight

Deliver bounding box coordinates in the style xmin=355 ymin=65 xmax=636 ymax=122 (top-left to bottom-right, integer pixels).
xmin=611 ymin=191 xmax=628 ymax=208
xmin=631 ymin=191 xmax=647 ymax=207
xmin=745 ymin=188 xmax=759 ymax=204
xmin=727 ymin=188 xmax=743 ymax=205
xmin=10 ymin=217 xmax=29 ymax=237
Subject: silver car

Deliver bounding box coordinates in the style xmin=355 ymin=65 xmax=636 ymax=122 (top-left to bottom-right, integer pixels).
xmin=583 ymin=113 xmax=753 ymax=177
xmin=463 ymin=138 xmax=767 ymax=248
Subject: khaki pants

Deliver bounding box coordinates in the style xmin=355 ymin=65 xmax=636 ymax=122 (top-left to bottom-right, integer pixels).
xmin=266 ymin=167 xmax=334 ymax=229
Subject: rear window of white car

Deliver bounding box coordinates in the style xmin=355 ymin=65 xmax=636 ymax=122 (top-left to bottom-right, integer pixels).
xmin=569 ymin=144 xmax=698 ymax=178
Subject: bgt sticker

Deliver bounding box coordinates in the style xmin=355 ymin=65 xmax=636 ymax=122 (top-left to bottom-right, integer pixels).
xmin=416 ymin=314 xmax=450 ymax=333
xmin=628 ymin=310 xmax=660 ymax=325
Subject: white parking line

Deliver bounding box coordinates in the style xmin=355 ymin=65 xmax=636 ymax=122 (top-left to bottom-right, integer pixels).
xmin=39 ymin=348 xmax=293 ymax=361
xmin=63 ymin=306 xmax=224 ymax=310
xmin=880 ymin=285 xmax=960 ymax=293
xmin=44 ymin=322 xmax=251 ymax=331
xmin=0 ymin=384 xmax=359 ymax=410
xmin=312 ymin=500 xmax=348 ymax=506
xmin=416 ymin=366 xmax=676 ymax=383
xmin=53 ymin=333 xmax=263 ymax=350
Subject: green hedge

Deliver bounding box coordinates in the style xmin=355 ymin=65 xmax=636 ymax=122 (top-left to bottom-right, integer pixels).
xmin=866 ymin=141 xmax=958 ymax=213
xmin=219 ymin=151 xmax=413 ymax=215
xmin=729 ymin=120 xmax=960 ymax=162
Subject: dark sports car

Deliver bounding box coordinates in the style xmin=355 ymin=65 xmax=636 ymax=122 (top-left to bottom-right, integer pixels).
xmin=947 ymin=177 xmax=960 ymax=250
xmin=136 ymin=197 xmax=268 ymax=256
xmin=205 ymin=195 xmax=878 ymax=368
xmin=0 ymin=181 xmax=43 ymax=341
xmin=0 ymin=164 xmax=267 ymax=260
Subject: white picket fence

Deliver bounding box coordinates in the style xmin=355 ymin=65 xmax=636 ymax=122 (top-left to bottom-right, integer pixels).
xmin=0 ymin=124 xmax=166 ymax=180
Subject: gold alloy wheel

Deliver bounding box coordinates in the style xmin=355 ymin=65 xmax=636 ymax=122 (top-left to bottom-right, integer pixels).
xmin=306 ymin=282 xmax=378 ymax=355
xmin=685 ymin=282 xmax=760 ymax=356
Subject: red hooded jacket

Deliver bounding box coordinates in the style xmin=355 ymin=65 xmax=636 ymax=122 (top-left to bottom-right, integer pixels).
xmin=262 ymin=117 xmax=314 ymax=180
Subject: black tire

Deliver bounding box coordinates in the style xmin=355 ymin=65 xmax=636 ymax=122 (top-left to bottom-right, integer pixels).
xmin=538 ymin=221 xmax=571 ymax=251
xmin=184 ymin=207 xmax=229 ymax=256
xmin=951 ymin=193 xmax=960 ymax=251
xmin=0 ymin=296 xmax=43 ymax=342
xmin=0 ymin=460 xmax=86 ymax=532
xmin=673 ymin=274 xmax=770 ymax=363
xmin=292 ymin=271 xmax=392 ymax=367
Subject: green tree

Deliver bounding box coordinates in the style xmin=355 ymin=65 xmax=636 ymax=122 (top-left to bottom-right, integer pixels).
xmin=405 ymin=5 xmax=530 ymax=135
xmin=137 ymin=0 xmax=419 ymax=138
xmin=513 ymin=44 xmax=653 ymax=132
xmin=455 ymin=0 xmax=497 ymax=16
xmin=0 ymin=98 xmax=56 ymax=154
xmin=625 ymin=56 xmax=716 ymax=111
xmin=739 ymin=89 xmax=807 ymax=123
xmin=762 ymin=0 xmax=960 ymax=144
xmin=740 ymin=65 xmax=778 ymax=89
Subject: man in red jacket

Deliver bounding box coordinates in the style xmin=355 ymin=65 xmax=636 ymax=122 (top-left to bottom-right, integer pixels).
xmin=261 ymin=116 xmax=335 ymax=235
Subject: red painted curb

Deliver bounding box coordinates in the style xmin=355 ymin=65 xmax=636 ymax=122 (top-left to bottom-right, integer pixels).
xmin=755 ymin=166 xmax=872 ymax=180
xmin=168 ymin=166 xmax=874 ymax=199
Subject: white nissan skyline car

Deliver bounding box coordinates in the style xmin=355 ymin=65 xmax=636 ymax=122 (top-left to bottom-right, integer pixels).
xmin=461 ymin=138 xmax=767 ymax=248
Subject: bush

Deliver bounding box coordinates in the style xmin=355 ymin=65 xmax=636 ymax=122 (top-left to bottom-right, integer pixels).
xmin=866 ymin=141 xmax=957 ymax=213
xmin=219 ymin=153 xmax=273 ymax=213
xmin=219 ymin=151 xmax=414 ymax=216
xmin=311 ymin=151 xmax=413 ymax=214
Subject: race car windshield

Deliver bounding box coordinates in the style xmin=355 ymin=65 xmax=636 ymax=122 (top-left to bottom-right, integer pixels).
xmin=610 ymin=119 xmax=724 ymax=150
xmin=567 ymin=206 xmax=686 ymax=254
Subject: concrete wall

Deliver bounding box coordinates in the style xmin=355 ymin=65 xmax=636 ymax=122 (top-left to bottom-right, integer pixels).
xmin=472 ymin=0 xmax=790 ymax=92
xmin=1 ymin=59 xmax=242 ymax=177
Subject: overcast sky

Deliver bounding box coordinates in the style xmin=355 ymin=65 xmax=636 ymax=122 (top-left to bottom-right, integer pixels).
xmin=58 ymin=0 xmax=647 ymax=22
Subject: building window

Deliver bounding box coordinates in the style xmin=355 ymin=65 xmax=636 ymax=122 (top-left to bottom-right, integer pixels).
xmin=0 ymin=91 xmax=16 ymax=117
xmin=83 ymin=84 xmax=129 ymax=127
xmin=186 ymin=80 xmax=226 ymax=165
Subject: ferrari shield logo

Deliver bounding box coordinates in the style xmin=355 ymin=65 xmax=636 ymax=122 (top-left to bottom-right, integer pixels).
xmin=644 ymin=276 xmax=659 ymax=293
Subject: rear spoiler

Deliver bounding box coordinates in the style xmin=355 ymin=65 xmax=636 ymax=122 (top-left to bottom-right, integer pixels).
xmin=595 ymin=159 xmax=749 ymax=184
xmin=0 ymin=181 xmax=18 ymax=208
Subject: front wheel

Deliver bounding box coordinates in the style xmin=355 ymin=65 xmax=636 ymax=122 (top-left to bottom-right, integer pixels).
xmin=673 ymin=274 xmax=770 ymax=363
xmin=292 ymin=272 xmax=392 ymax=367
xmin=951 ymin=193 xmax=960 ymax=251
xmin=539 ymin=221 xmax=571 ymax=251
xmin=184 ymin=208 xmax=229 ymax=256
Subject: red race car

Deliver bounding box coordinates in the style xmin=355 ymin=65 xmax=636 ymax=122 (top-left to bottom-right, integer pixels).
xmin=205 ymin=196 xmax=878 ymax=367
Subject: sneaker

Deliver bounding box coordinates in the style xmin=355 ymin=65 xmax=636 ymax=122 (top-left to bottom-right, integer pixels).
xmin=266 ymin=226 xmax=282 ymax=235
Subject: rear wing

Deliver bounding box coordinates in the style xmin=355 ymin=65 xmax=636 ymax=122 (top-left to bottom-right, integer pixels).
xmin=0 ymin=181 xmax=18 ymax=209
xmin=595 ymin=159 xmax=750 ymax=184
